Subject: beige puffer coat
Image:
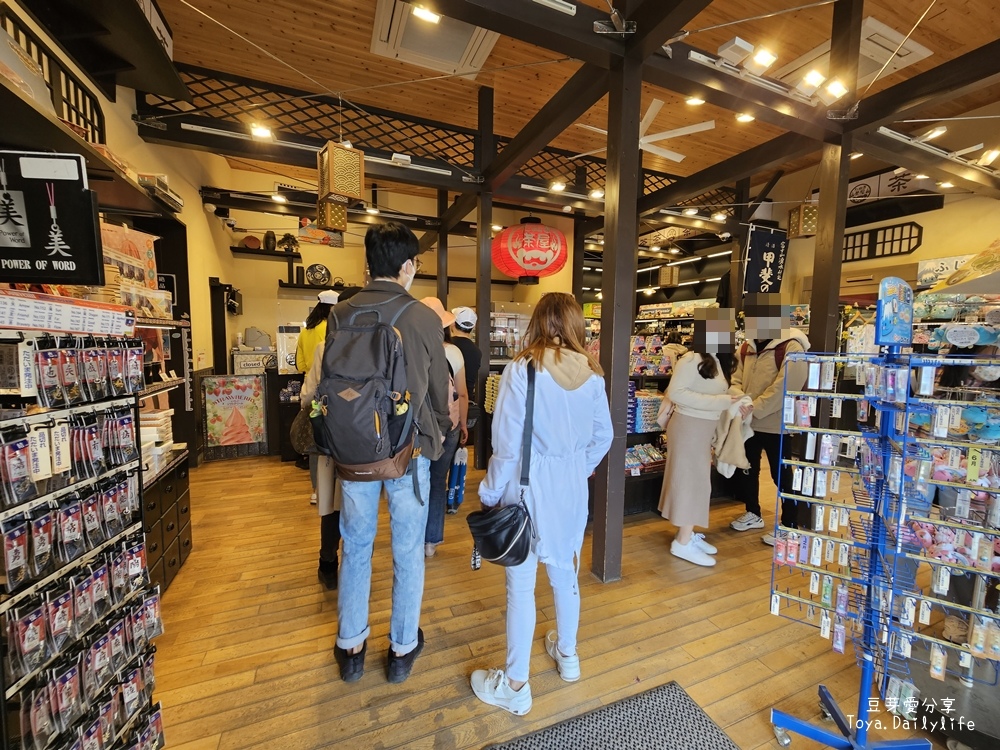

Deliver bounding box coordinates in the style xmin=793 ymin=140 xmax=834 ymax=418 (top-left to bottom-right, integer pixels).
xmin=730 ymin=329 xmax=810 ymax=434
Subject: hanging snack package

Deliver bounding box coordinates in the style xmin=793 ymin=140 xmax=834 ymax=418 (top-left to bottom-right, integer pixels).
xmin=89 ymin=634 xmax=113 ymax=697
xmin=82 ymin=340 xmax=107 ymax=402
xmin=121 ymin=667 xmax=144 ymax=719
xmin=82 ymin=493 xmax=105 ymax=547
xmin=49 ymin=662 xmax=85 ymax=732
xmin=86 ymin=421 xmax=106 ymax=478
xmin=44 ymin=587 xmax=74 ymax=655
xmin=30 ymin=507 xmax=55 ymax=578
xmin=107 ymin=343 xmax=127 ymax=398
xmin=26 ymin=685 xmax=56 ymax=750
xmin=98 ymin=699 xmax=116 ymax=748
xmin=126 ymin=541 xmax=149 ymax=592
xmin=125 ymin=340 xmax=144 ymax=394
xmin=35 ymin=348 xmax=65 ymax=409
xmin=5 ymin=436 xmax=38 ymax=506
xmin=91 ymin=562 xmax=111 ymax=619
xmin=110 ymin=547 xmax=128 ymax=603
xmin=13 ymin=604 xmax=48 ymax=678
xmin=102 ymin=484 xmax=123 ymax=538
xmin=139 ymin=725 xmax=154 ymax=750
xmin=73 ymin=573 xmax=96 ymax=636
xmin=143 ymin=653 xmax=157 ymax=700
xmin=81 ymin=717 xmax=103 ymax=750
xmin=129 ymin=603 xmax=148 ymax=655
xmin=108 ymin=617 xmax=128 ymax=672
xmin=143 ymin=586 xmax=164 ymax=640
xmin=117 ymin=414 xmax=139 ymax=464
xmin=149 ymin=703 xmax=165 ymax=749
xmin=58 ymin=499 xmax=85 ymax=562
xmin=3 ymin=518 xmax=30 ymax=592
xmin=57 ymin=339 xmax=85 ymax=405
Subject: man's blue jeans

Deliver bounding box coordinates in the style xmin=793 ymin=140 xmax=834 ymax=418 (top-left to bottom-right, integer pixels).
xmin=337 ymin=455 xmax=430 ymax=656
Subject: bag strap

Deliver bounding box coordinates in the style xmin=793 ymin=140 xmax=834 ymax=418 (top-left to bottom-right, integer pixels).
xmin=520 ymin=362 xmax=535 ymax=488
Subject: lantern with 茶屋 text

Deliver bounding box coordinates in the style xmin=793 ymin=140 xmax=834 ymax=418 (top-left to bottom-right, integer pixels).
xmin=491 ymin=217 xmax=568 ymax=284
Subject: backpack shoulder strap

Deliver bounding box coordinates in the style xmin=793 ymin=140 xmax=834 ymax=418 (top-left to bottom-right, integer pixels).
xmin=774 ymin=340 xmax=792 ymax=370
xmin=388 ymin=298 xmax=418 ymax=327
xmin=739 ymin=342 xmax=749 ymax=364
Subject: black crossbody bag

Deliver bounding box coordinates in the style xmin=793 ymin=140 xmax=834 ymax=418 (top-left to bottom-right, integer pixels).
xmin=466 ymin=362 xmax=536 ymax=568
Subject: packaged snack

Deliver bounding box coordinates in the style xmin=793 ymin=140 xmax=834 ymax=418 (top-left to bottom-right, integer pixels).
xmin=82 ymin=344 xmax=108 ymax=402
xmin=142 ymin=652 xmax=156 ymax=700
xmin=89 ymin=634 xmax=113 ymax=695
xmin=126 ymin=541 xmax=149 ymax=592
xmin=81 ymin=717 xmax=103 ymax=750
xmin=101 ymin=485 xmax=123 ymax=538
xmin=121 ymin=667 xmax=144 ymax=718
xmin=27 ymin=686 xmax=56 ymax=750
xmin=130 ymin=604 xmax=148 ymax=655
xmin=149 ymin=703 xmax=165 ymax=749
xmin=98 ymin=700 xmax=116 ymax=748
xmin=111 ymin=548 xmax=128 ymax=603
xmin=125 ymin=342 xmax=144 ymax=394
xmin=45 ymin=587 xmax=74 ymax=655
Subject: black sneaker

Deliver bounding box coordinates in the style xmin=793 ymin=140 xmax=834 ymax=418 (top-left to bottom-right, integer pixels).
xmin=335 ymin=641 xmax=366 ymax=683
xmin=386 ymin=629 xmax=424 ymax=684
xmin=318 ymin=559 xmax=338 ymax=590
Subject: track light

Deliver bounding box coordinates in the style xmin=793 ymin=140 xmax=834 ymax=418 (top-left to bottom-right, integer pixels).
xmin=271 ymin=193 xmax=287 ymax=203
xmin=644 ymin=288 xmax=655 ymax=296
xmin=250 ymin=124 xmax=273 ymax=140
xmin=817 ymin=79 xmax=848 ymax=105
xmin=411 ymin=5 xmax=441 ymax=23
xmin=532 ymin=0 xmax=577 ymax=16
xmin=736 ymin=113 xmax=755 ymax=123
xmin=936 ymin=181 xmax=954 ymax=188
xmin=682 ymin=207 xmax=699 ymax=216
xmin=711 ymin=212 xmax=727 ymax=222
xmin=915 ymin=174 xmax=929 ymax=179
xmin=549 ymin=180 xmax=566 ymax=192
xmin=340 ymin=140 xmax=353 ymax=149
xmin=743 ymin=48 xmax=777 ymax=76
xmin=918 ymin=126 xmax=947 ymax=142
xmin=850 ymin=152 xmax=864 ymax=160
xmin=366 ymin=206 xmax=380 ymax=215
xmin=978 ymin=149 xmax=1000 ymax=166
xmin=685 ymin=97 xmax=705 ymax=106
xmin=589 ymin=188 xmax=605 ymax=199
xmin=716 ymin=37 xmax=754 ymax=65
xmin=795 ymin=70 xmax=826 ymax=97
xmin=650 ymin=245 xmax=661 ymax=252
xmin=491 ymin=224 xmax=503 ymax=232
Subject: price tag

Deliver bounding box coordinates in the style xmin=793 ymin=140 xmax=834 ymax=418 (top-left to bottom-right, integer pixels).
xmin=812 ymin=503 xmax=824 ymax=531
xmin=898 ymin=633 xmax=912 ymax=658
xmin=987 ymin=309 xmax=1000 ymax=325
xmin=933 ymin=406 xmax=950 ymax=438
xmin=839 ymin=543 xmax=850 ymax=567
xmin=630 ymin=468 xmax=641 ymax=477
xmin=950 ymin=405 xmax=964 ymax=431
xmin=830 ymin=470 xmax=841 ymax=494
xmin=955 ymin=489 xmax=971 ymax=519
xmin=810 ymin=537 xmax=823 ymax=567
xmin=901 ymin=597 xmax=916 ymax=627
xmin=805 ymin=432 xmax=817 ymax=461
xmin=820 ymin=610 xmax=832 ymax=639
xmin=820 ymin=361 xmax=835 ymax=390
xmin=840 ymin=507 xmax=850 ymax=527
xmin=51 ymin=420 xmax=71 ymax=474
xmin=808 ymin=362 xmax=821 ymax=390
xmin=946 ymin=325 xmax=980 ymax=348
xmin=832 ymin=398 xmax=843 ymax=418
xmin=783 ymin=397 xmax=795 ymax=425
xmin=828 ymin=504 xmax=838 ymax=532
xmin=808 ymin=396 xmax=818 ymax=416
xmin=27 ymin=424 xmax=52 ymax=481
xmin=770 ymin=593 xmax=781 ymax=616
xmin=803 ymin=467 xmax=815 ymax=497
xmin=792 ymin=467 xmax=803 ymax=492
xmin=825 ymin=539 xmax=835 ymax=563
xmin=948 ymin=447 xmax=963 ymax=469
xmin=809 ymin=571 xmax=820 ymax=595
xmin=919 ymin=599 xmax=932 ymax=625
xmin=932 ymin=565 xmax=951 ymax=595
xmin=967 ymin=448 xmax=982 ymax=484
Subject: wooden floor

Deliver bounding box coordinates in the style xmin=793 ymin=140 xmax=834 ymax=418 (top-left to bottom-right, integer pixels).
xmin=154 ymin=456 xmax=944 ymax=750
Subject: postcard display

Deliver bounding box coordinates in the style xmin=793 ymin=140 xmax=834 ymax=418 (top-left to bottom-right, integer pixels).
xmin=0 ymin=305 xmax=165 ymax=750
xmin=768 ymin=325 xmax=1000 ymax=744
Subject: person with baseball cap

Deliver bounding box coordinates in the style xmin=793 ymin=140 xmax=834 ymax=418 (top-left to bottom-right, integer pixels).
xmin=449 ymin=306 xmax=481 ymax=400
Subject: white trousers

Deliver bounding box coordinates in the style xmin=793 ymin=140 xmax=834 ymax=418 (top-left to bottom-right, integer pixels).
xmin=505 ymin=549 xmax=580 ymax=683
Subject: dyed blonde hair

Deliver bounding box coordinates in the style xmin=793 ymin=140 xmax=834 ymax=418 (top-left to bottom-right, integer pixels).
xmin=515 ymin=292 xmax=603 ymax=376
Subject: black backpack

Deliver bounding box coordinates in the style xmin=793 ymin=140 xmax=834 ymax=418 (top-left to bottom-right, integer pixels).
xmin=311 ymin=293 xmax=417 ymax=481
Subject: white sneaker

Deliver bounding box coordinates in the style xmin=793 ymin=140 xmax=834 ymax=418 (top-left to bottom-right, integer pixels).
xmin=470 ymin=669 xmax=532 ymax=715
xmin=671 ymin=538 xmax=716 ymax=567
xmin=730 ymin=512 xmax=765 ymax=531
xmin=762 ymin=533 xmax=776 ymax=546
xmin=691 ymin=533 xmax=717 ymax=555
xmin=309 ymin=493 xmax=318 ymax=505
xmin=424 ymin=543 xmax=437 ymax=558
xmin=545 ymin=630 xmax=581 ymax=682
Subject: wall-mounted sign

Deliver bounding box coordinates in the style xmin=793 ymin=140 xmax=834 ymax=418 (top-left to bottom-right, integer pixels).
xmin=743 ymin=226 xmax=787 ymax=295
xmin=875 ymin=277 xmax=913 ymax=346
xmin=917 ymin=255 xmax=975 ymax=289
xmin=0 ymin=151 xmax=103 ymax=286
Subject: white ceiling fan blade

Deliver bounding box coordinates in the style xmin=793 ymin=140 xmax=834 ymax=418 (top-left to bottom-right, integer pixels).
xmin=570 ymin=147 xmax=608 ymax=159
xmin=641 ymin=120 xmax=716 ymax=144
xmin=638 ymin=99 xmax=664 ymax=138
xmin=641 ymin=143 xmax=686 ymax=162
xmin=576 ymin=123 xmax=609 ymax=135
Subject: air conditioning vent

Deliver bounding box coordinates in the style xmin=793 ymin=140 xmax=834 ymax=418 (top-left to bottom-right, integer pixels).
xmin=371 ymin=0 xmax=499 ymax=78
xmin=772 ymin=17 xmax=932 ymax=89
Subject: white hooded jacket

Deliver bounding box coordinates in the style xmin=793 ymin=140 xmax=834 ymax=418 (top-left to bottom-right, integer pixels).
xmin=478 ymin=350 xmax=613 ymax=571
xmin=730 ymin=328 xmax=810 ymax=434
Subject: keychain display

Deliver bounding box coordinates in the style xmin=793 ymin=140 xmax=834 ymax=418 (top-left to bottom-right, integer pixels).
xmin=57 ymin=338 xmax=85 ymax=406
xmin=45 ymin=586 xmax=74 ymax=655
xmin=30 ymin=507 xmax=55 ymax=578
xmin=4 ymin=435 xmax=38 ymax=505
xmin=58 ymin=499 xmax=85 ymax=562
xmin=49 ymin=661 xmax=85 ymax=732
xmin=142 ymin=587 xmax=163 ymax=640
xmin=11 ymin=604 xmax=48 ymax=677
xmin=82 ymin=493 xmax=105 ymax=547
xmin=3 ymin=517 xmax=30 ymax=592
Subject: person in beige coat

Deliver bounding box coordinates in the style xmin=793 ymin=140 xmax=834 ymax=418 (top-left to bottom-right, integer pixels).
xmin=659 ymin=309 xmax=745 ymax=567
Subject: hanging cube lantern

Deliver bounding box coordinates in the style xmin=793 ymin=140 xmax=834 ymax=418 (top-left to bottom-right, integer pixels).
xmin=491 ymin=217 xmax=568 ymax=284
xmin=788 ymin=203 xmax=819 ymax=239
xmin=317 ymin=141 xmax=364 ymax=231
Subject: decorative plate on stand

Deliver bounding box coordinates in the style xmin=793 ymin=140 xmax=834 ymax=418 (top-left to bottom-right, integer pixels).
xmin=305 ymin=264 xmax=331 ymax=286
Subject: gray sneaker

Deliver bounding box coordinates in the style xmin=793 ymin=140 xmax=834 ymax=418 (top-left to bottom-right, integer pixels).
xmin=545 ymin=630 xmax=581 ymax=682
xmin=730 ymin=512 xmax=765 ymax=531
xmin=471 ymin=668 xmax=532 ymax=715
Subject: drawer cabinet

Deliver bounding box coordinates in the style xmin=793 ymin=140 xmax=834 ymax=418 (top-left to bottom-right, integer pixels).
xmin=142 ymin=455 xmax=193 ymax=592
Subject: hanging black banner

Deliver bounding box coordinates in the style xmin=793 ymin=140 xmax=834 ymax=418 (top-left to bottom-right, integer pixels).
xmin=743 ymin=226 xmax=788 ymax=295
xmin=0 ymin=151 xmax=103 ymax=286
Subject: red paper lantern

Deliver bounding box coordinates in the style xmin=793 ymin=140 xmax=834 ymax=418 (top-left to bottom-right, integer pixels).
xmin=491 ymin=217 xmax=568 ymax=284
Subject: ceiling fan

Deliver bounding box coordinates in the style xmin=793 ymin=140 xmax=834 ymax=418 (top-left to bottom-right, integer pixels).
xmin=571 ymin=99 xmax=715 ymax=163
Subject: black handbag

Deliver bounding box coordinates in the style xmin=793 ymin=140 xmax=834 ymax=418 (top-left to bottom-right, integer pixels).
xmin=466 ymin=363 xmax=536 ymax=568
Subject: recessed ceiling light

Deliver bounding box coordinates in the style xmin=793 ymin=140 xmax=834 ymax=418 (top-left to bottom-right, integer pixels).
xmin=978 ymin=149 xmax=1000 ymax=166
xmin=491 ymin=224 xmax=503 ymax=232
xmin=921 ymin=126 xmax=948 ymax=141
xmin=589 ymin=188 xmax=605 ymax=199
xmin=821 ymin=79 xmax=848 ymax=103
xmin=668 ymin=247 xmax=681 ymax=254
xmin=549 ymin=180 xmax=566 ymax=192
xmin=712 ymin=212 xmax=727 ymax=222
xmin=366 ymin=206 xmax=380 ymax=215
xmin=915 ymin=174 xmax=930 ymax=179
xmin=682 ymin=207 xmax=699 ymax=216
xmin=271 ymin=193 xmax=287 ymax=203
xmin=685 ymin=97 xmax=705 ymax=106
xmin=936 ymin=181 xmax=954 ymax=188
xmin=795 ymin=69 xmax=826 ymax=97
xmin=736 ymin=113 xmax=755 ymax=123
xmin=411 ymin=5 xmax=441 ymax=23
xmin=650 ymin=245 xmax=661 ymax=252
xmin=850 ymin=152 xmax=863 ymax=160
xmin=251 ymin=124 xmax=273 ymax=140
xmin=744 ymin=48 xmax=777 ymax=76
xmin=582 ymin=266 xmax=592 ymax=271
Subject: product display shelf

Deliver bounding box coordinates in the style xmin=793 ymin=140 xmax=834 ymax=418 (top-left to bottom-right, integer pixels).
xmin=138 ymin=379 xmax=185 ymax=400
xmin=0 ymin=318 xmax=167 ymax=750
xmin=134 ymin=316 xmax=191 ymax=330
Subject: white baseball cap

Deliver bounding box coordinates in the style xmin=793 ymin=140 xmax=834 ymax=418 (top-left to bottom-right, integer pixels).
xmin=452 ymin=306 xmax=477 ymax=330
xmin=318 ymin=289 xmax=340 ymax=304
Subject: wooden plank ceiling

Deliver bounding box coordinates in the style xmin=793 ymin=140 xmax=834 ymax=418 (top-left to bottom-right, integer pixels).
xmin=158 ymin=0 xmax=1000 ymax=184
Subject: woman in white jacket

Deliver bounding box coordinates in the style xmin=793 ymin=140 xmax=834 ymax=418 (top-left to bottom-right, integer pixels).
xmin=659 ymin=310 xmax=744 ymax=567
xmin=471 ymin=293 xmax=613 ymax=716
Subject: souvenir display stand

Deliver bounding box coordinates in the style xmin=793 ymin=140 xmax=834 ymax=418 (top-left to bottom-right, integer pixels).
xmin=0 ymin=294 xmax=166 ymax=749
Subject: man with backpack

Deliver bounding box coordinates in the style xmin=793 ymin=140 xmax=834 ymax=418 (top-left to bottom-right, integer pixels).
xmin=728 ymin=294 xmax=810 ymax=544
xmin=320 ymin=222 xmax=451 ymax=685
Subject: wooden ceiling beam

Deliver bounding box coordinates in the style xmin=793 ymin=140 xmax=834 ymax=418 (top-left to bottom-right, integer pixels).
xmin=627 ymin=0 xmax=715 ymax=62
xmin=854 ymin=133 xmax=1000 ymax=200
xmin=417 ymin=192 xmax=478 ymax=253
xmin=848 ymin=38 xmax=1000 ymax=134
xmin=642 ymin=46 xmax=838 ymax=140
xmin=424 ymin=0 xmax=623 ymax=69
xmin=485 ymin=65 xmax=610 ymax=191
xmin=636 ymin=133 xmax=819 ymax=216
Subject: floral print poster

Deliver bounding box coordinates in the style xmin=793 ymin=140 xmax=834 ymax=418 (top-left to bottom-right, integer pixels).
xmin=203 ymin=375 xmax=266 ymax=449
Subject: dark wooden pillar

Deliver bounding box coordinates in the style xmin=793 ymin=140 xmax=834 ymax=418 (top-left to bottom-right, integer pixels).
xmin=593 ymin=53 xmax=642 ymax=582
xmin=572 ymin=211 xmax=586 ymax=300
xmin=730 ymin=177 xmax=751 ymax=315
xmin=436 ymin=190 xmax=449 ymax=304
xmin=475 ymin=86 xmax=494 ymax=470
